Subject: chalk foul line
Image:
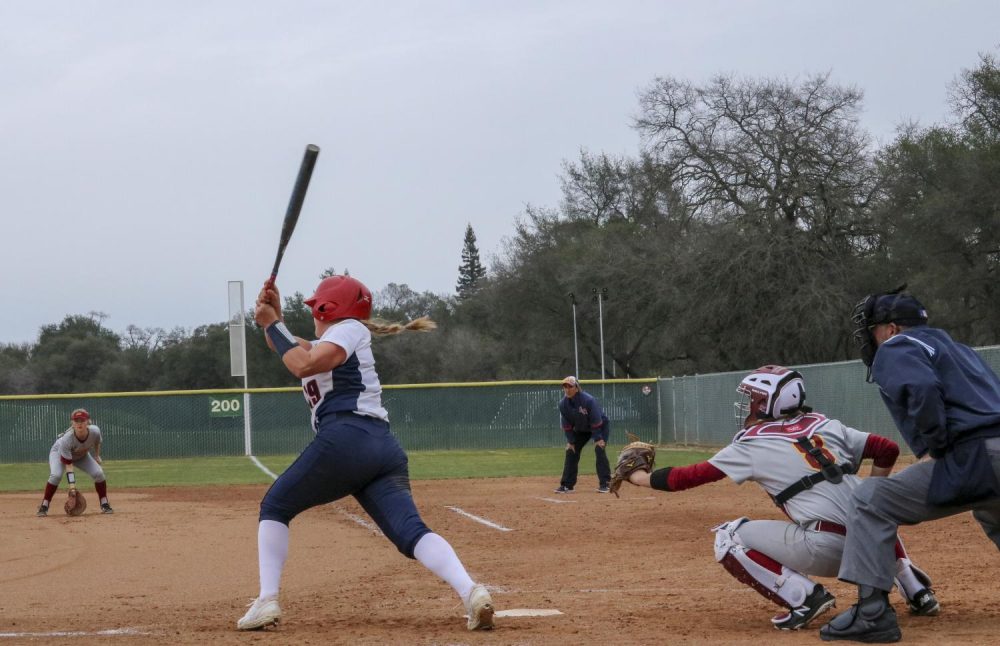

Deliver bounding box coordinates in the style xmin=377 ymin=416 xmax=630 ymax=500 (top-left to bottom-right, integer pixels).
xmin=445 ymin=506 xmax=512 ymax=532
xmin=0 ymin=628 xmax=154 ymax=638
xmin=249 ymin=455 xmax=278 ymax=480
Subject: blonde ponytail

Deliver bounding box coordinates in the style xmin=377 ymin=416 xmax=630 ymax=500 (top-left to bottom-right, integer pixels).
xmin=362 ymin=316 xmax=437 ymax=337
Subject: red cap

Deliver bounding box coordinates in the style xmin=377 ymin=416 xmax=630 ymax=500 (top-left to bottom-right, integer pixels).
xmin=71 ymin=408 xmax=90 ymax=422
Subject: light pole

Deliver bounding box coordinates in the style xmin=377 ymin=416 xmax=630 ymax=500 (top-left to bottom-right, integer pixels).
xmin=592 ymin=287 xmax=608 ymax=380
xmin=568 ymin=292 xmax=580 ymax=378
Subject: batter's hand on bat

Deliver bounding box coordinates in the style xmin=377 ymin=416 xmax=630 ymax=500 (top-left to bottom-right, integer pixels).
xmin=255 ymin=283 xmax=283 ymax=326
xmin=255 ymin=299 xmax=280 ymax=328
xmin=565 ymin=442 xmax=575 ymax=453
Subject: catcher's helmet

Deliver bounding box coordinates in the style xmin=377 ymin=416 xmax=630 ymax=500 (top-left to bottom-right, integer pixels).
xmin=734 ymin=365 xmax=806 ymax=430
xmin=304 ymin=275 xmax=372 ymax=322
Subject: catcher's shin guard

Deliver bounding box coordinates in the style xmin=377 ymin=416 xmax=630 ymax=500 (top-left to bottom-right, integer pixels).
xmin=713 ymin=518 xmax=815 ymax=611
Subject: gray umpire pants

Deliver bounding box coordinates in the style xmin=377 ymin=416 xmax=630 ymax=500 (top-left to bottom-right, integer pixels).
xmin=838 ymin=437 xmax=1000 ymax=591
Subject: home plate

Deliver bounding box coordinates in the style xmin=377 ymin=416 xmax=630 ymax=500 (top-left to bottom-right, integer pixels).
xmin=495 ymin=609 xmax=564 ymax=618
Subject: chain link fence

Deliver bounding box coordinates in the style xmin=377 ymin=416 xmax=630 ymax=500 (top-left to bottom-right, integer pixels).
xmin=2 ymin=347 xmax=997 ymax=464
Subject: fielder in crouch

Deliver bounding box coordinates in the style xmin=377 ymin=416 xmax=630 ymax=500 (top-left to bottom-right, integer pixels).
xmin=36 ymin=408 xmax=113 ymax=516
xmin=616 ymin=366 xmax=938 ymax=631
xmin=238 ymin=274 xmax=495 ymax=632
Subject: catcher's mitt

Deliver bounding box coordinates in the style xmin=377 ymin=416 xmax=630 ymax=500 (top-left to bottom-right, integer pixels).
xmin=64 ymin=489 xmax=87 ymax=516
xmin=609 ymin=435 xmax=656 ymax=498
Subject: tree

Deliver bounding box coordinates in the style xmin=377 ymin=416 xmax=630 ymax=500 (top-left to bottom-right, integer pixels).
xmin=456 ymin=224 xmax=487 ymax=300
xmin=873 ymin=53 xmax=1000 ymax=345
xmin=631 ymin=73 xmax=879 ymax=365
xmin=635 ymin=73 xmax=879 ymax=247
xmin=0 ymin=343 xmax=34 ymax=394
xmin=31 ymin=314 xmax=122 ymax=393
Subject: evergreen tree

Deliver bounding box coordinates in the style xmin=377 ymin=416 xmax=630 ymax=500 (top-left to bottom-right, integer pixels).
xmin=456 ymin=223 xmax=487 ymax=300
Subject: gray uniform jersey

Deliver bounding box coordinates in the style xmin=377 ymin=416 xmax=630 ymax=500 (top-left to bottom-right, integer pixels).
xmin=47 ymin=425 xmax=106 ymax=486
xmin=51 ymin=425 xmax=103 ymax=462
xmin=709 ymin=413 xmax=869 ymax=527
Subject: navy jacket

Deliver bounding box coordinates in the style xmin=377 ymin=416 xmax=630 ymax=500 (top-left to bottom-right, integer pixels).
xmin=872 ymin=325 xmax=1000 ymax=458
xmin=559 ymin=390 xmax=609 ymax=443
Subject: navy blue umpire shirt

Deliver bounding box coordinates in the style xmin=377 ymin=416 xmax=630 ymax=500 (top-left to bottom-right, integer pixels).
xmin=872 ymin=324 xmax=1000 ymax=458
xmin=559 ymin=390 xmax=609 ymax=443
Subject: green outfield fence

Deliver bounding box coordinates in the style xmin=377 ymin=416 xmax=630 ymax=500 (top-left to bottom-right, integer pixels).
xmin=2 ymin=347 xmax=998 ymax=463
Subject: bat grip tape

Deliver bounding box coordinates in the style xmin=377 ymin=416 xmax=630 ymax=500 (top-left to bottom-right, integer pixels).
xmin=266 ymin=322 xmax=298 ymax=357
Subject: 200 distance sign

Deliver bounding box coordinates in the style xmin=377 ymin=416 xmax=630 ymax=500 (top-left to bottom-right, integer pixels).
xmin=209 ymin=396 xmax=242 ymax=417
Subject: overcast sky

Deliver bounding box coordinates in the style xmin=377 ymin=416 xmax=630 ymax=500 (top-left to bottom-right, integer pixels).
xmin=2 ymin=1 xmax=997 ymax=345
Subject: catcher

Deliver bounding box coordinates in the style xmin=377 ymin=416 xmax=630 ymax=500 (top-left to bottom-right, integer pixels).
xmin=36 ymin=408 xmax=113 ymax=517
xmin=610 ymin=366 xmax=938 ymax=631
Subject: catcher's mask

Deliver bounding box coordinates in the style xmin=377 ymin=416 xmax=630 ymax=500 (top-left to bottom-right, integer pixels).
xmin=734 ymin=365 xmax=806 ymax=431
xmin=304 ymin=275 xmax=372 ymax=322
xmin=851 ymin=284 xmax=928 ymax=381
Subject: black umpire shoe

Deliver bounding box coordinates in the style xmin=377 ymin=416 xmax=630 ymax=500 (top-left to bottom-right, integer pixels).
xmin=101 ymin=503 xmax=114 ymax=514
xmin=771 ymin=584 xmax=836 ymax=630
xmin=820 ymin=587 xmax=901 ymax=643
xmin=906 ymin=588 xmax=940 ymax=616
xmin=553 ymin=485 xmax=574 ymax=494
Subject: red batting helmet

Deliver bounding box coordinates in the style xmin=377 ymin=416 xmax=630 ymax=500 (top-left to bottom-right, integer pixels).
xmin=304 ymin=275 xmax=373 ymax=322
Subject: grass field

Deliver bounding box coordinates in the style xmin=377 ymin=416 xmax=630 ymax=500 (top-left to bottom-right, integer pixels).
xmin=0 ymin=445 xmax=717 ymax=492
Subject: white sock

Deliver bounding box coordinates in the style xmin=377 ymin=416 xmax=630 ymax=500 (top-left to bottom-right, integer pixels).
xmin=258 ymin=520 xmax=289 ymax=599
xmin=413 ymin=532 xmax=475 ymax=602
xmin=894 ymin=558 xmax=922 ymax=598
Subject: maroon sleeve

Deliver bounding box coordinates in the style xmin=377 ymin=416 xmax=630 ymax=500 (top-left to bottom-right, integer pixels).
xmin=862 ymin=434 xmax=899 ymax=469
xmin=665 ymin=461 xmax=727 ymax=491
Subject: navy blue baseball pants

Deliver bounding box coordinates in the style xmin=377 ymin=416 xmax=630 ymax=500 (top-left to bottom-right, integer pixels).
xmin=259 ymin=412 xmax=431 ymax=558
xmin=560 ymin=429 xmax=612 ymax=489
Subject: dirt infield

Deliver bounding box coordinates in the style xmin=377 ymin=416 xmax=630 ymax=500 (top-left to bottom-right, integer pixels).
xmin=3 ymin=475 xmax=998 ymax=645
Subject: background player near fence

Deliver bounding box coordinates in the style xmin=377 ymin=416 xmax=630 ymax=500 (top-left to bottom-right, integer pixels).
xmin=616 ymin=366 xmax=938 ymax=631
xmin=238 ymin=274 xmax=495 ymax=632
xmin=36 ymin=408 xmax=113 ymax=516
xmin=555 ymin=376 xmax=612 ymax=493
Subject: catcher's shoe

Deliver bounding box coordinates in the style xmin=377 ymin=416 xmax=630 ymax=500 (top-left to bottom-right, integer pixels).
xmin=237 ymin=595 xmax=281 ymax=631
xmin=465 ymin=584 xmax=495 ymax=631
xmin=553 ymin=485 xmax=574 ymax=494
xmin=771 ymin=584 xmax=836 ymax=630
xmin=906 ymin=588 xmax=939 ymax=616
xmin=101 ymin=503 xmax=114 ymax=514
xmin=36 ymin=504 xmax=48 ymax=517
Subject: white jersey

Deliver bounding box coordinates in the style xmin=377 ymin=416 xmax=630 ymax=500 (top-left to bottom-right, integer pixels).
xmin=302 ymin=319 xmax=389 ymax=430
xmin=708 ymin=413 xmax=869 ymax=527
xmin=50 ymin=425 xmax=103 ymax=462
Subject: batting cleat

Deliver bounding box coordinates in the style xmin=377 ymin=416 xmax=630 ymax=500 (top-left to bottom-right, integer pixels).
xmin=464 ymin=584 xmax=495 ymax=631
xmin=101 ymin=503 xmax=114 ymax=514
xmin=237 ymin=595 xmax=281 ymax=631
xmin=906 ymin=588 xmax=939 ymax=616
xmin=553 ymin=485 xmax=574 ymax=494
xmin=771 ymin=584 xmax=836 ymax=630
xmin=596 ymin=485 xmax=610 ymax=493
xmin=36 ymin=505 xmax=48 ymax=517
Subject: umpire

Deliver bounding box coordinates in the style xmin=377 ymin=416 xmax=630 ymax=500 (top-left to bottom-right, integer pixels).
xmin=554 ymin=376 xmax=612 ymax=493
xmin=820 ymin=287 xmax=1000 ymax=643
